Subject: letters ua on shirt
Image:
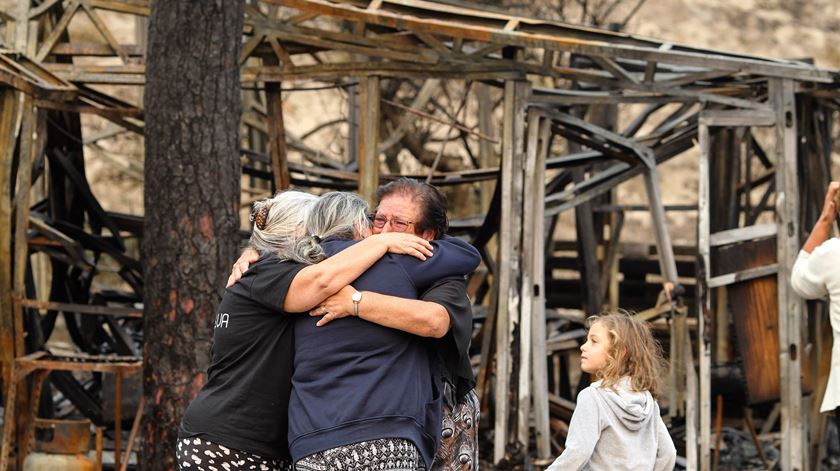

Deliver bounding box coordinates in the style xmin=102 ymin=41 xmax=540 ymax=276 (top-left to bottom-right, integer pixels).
xmin=214 ymin=312 xmax=230 ymax=329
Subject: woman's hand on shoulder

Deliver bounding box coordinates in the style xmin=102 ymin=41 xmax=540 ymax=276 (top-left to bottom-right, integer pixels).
xmin=226 ymin=247 xmax=260 ymax=287
xmin=369 ymin=232 xmax=433 ymax=260
xmin=310 ymin=285 xmax=355 ymax=326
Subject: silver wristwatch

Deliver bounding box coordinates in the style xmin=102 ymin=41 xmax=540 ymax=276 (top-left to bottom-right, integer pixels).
xmin=351 ymin=291 xmax=363 ymax=317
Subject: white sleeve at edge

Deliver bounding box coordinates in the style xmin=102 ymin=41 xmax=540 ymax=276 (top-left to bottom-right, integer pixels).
xmin=790 ymin=248 xmax=830 ymax=300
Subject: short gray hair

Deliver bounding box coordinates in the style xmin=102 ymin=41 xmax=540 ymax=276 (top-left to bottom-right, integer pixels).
xmin=289 ymin=192 xmax=371 ymax=264
xmin=249 ymin=191 xmax=319 ymax=263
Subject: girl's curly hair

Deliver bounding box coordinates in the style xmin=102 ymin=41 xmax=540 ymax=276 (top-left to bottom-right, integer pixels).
xmin=587 ymin=310 xmax=668 ymax=398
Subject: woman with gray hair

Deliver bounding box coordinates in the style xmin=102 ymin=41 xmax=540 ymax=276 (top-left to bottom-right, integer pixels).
xmin=176 ymin=190 xmax=433 ymax=471
xmin=288 ymin=192 xmax=481 ymax=471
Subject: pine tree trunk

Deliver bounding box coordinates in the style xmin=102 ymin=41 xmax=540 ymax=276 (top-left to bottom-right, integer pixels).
xmin=142 ymin=2 xmax=243 ymax=469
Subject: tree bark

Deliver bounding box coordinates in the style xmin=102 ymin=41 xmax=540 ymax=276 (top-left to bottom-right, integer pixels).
xmin=142 ymin=2 xmax=243 ymax=469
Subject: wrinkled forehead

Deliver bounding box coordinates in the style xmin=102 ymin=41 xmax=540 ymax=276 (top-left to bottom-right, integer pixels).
xmin=375 ymin=193 xmax=423 ymax=220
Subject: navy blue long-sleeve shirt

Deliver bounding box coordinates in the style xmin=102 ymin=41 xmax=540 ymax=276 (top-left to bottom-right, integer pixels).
xmin=288 ymin=235 xmax=481 ymax=466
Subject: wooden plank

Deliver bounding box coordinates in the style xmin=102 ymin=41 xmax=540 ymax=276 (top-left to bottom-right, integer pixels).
xmin=709 ymin=223 xmax=776 ymax=247
xmin=477 ymin=83 xmax=496 ymax=212
xmin=707 ymin=263 xmax=778 ymax=288
xmin=494 ymin=80 xmax=515 ymax=463
xmin=357 ymin=75 xmax=379 ymax=204
xmin=0 ymin=54 xmax=76 ymax=100
xmin=0 ymin=89 xmax=19 ymax=471
xmin=240 ymin=34 xmax=265 ymax=64
xmin=268 ymin=37 xmax=294 ymax=69
xmin=12 ymin=101 xmax=38 ymax=359
xmin=11 ymin=101 xmax=39 ymax=468
xmin=476 ymin=268 xmax=498 ymax=408
xmin=249 ymin=16 xmax=432 ymax=56
xmin=16 ymin=298 xmax=142 ymax=318
xmin=347 ymin=83 xmax=359 ymax=166
xmin=643 ymin=167 xmax=679 ymax=284
xmin=27 ymin=0 xmax=62 ymax=19
xmin=265 ymin=54 xmax=291 ymax=191
xmin=415 ymin=32 xmax=450 ymax=54
xmin=534 ymin=91 xmax=691 ymax=105
xmin=531 ymin=116 xmax=551 ymax=460
xmin=35 ymin=2 xmax=81 ymax=62
xmin=269 ymin=0 xmax=833 ymax=82
xmin=771 ymin=77 xmax=804 ymax=471
xmin=85 ymin=0 xmax=150 ymax=17
xmin=699 ymin=109 xmax=776 ymax=127
xmin=516 ymin=109 xmax=538 ymax=450
xmin=241 ymin=62 xmax=524 ymax=82
xmin=49 ymin=43 xmax=144 ymax=57
xmin=287 ymin=12 xmax=319 ymax=24
xmin=643 ymin=60 xmax=657 ymax=83
xmin=591 ymin=56 xmax=640 ymax=86
xmin=655 ymin=69 xmax=733 ymax=87
xmin=716 ymin=239 xmax=784 ymax=405
xmin=544 ymin=125 xmax=697 ymax=216
xmin=494 ymin=79 xmax=527 ymax=463
xmin=601 ymin=210 xmax=624 ymax=309
xmin=649 ymin=84 xmax=771 ymax=111
xmin=542 ymin=108 xmax=655 ymax=167
xmin=81 ymin=4 xmax=130 ymax=63
xmin=696 ymin=120 xmax=711 ymax=471
xmin=262 ymin=27 xmax=439 ymax=63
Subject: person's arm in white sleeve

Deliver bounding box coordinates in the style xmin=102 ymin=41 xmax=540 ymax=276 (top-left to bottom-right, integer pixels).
xmin=545 ymin=388 xmax=602 ymax=471
xmin=791 ymin=181 xmax=838 ymax=300
xmin=791 ymin=250 xmax=830 ymax=300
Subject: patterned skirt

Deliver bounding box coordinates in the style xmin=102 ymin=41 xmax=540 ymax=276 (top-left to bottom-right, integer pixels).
xmin=176 ymin=436 xmax=291 ymax=471
xmin=295 ymin=438 xmax=426 ymax=471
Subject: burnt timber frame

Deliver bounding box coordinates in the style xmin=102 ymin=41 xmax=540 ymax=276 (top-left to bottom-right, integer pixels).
xmin=0 ymin=0 xmax=838 ymax=470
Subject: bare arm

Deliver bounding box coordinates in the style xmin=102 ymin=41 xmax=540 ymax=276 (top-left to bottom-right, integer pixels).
xmin=313 ymin=285 xmax=450 ymax=338
xmin=802 ymin=181 xmax=839 ymax=254
xmin=284 ymin=233 xmax=433 ymax=312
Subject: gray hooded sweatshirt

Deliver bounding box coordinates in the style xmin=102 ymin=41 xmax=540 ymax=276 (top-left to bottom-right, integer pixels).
xmin=546 ymin=377 xmax=676 ymax=471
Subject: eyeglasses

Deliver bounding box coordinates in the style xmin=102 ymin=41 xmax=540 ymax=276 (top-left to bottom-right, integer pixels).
xmin=368 ymin=213 xmax=415 ymax=232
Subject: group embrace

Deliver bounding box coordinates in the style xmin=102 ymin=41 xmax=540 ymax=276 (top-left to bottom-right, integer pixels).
xmin=176 ymin=178 xmax=482 ymax=471
xmin=174 ymin=176 xmax=681 ymax=471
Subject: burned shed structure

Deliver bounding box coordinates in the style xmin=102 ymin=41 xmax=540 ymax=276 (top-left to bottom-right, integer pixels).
xmin=0 ymin=0 xmax=839 ymax=469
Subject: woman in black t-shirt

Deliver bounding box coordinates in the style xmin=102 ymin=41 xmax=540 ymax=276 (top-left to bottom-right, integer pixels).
xmin=176 ymin=190 xmax=434 ymax=471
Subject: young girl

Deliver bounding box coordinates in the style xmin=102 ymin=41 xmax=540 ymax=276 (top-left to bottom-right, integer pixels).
xmin=547 ymin=312 xmax=676 ymax=471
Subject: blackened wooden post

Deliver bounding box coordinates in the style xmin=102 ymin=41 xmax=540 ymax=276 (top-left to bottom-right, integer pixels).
xmin=495 ymin=78 xmax=528 ymax=463
xmin=517 ymin=109 xmax=540 ymax=448
xmin=531 ymin=114 xmax=552 ymax=460
xmin=695 ymin=118 xmax=711 ymax=471
xmin=771 ymin=77 xmax=804 ymax=471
